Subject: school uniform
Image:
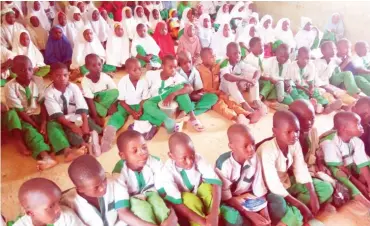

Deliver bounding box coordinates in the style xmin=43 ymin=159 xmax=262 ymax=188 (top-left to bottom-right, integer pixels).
xmin=179 ymin=68 xmax=218 ymax=116
xmin=215 ymin=152 xmax=267 ymax=225
xmin=351 ymin=54 xmax=370 ymax=96
xmin=320 ymin=131 xmax=370 ymax=197
xmin=131 ymin=33 xmax=161 ymax=68
xmin=220 ymin=59 xmax=260 ymax=104
xmin=4 ymin=77 xmax=51 ymax=159
xmin=12 ymin=206 xmax=84 ymax=226
xmin=44 ymin=83 xmax=102 ymax=152
xmin=112 ymin=155 xmax=171 ymax=225
xmin=1 ymin=45 xmax=15 ymax=86
xmin=81 ymin=73 xmax=118 ymax=117
xmin=61 ymin=178 xmax=128 ymax=226
xmin=258 ymin=137 xmax=333 ymax=226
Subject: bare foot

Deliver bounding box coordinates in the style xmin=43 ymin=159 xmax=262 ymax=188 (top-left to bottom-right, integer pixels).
xmin=89 ymin=130 xmax=101 ymax=157
xmin=36 ymin=156 xmax=58 ymax=171
xmin=64 ymin=146 xmax=87 ymax=162
xmin=322 ymin=203 xmax=337 ymax=213
xmin=323 ymin=99 xmax=342 ymax=114
xmin=248 ymin=109 xmax=264 ymax=124
xmin=241 ymin=102 xmax=255 ymax=112
xmin=236 ymin=114 xmax=250 ymax=125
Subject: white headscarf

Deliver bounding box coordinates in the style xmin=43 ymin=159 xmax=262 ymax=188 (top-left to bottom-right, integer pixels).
xmin=42 ymin=1 xmax=57 ymax=20
xmin=230 ymin=1 xmax=247 ymax=19
xmin=152 ymin=2 xmax=163 ymax=11
xmin=66 ymin=2 xmax=77 ymax=20
xmin=70 ymin=25 xmax=106 ymax=69
xmin=214 ymin=3 xmax=231 ymax=25
xmin=249 ymin=12 xmax=259 ymax=26
xmin=258 ymin=14 xmax=275 ymax=44
xmin=210 ymin=23 xmax=235 ymax=59
xmin=236 ymin=24 xmax=258 ymax=49
xmin=180 ymin=7 xmax=192 ymax=30
xmin=131 ymin=24 xmax=160 ymax=57
xmin=26 ymin=12 xmax=48 ymax=50
xmin=134 ymin=5 xmax=149 ymax=26
xmin=11 ymin=29 xmax=45 ymax=67
xmin=121 ymin=7 xmax=137 ymax=40
xmin=197 ymin=13 xmax=213 ymax=48
xmin=274 ymin=18 xmax=296 ymax=50
xmin=52 ymin=11 xmax=78 ymax=47
xmin=1 ymin=9 xmax=25 ymax=49
xmin=85 ymin=7 xmax=109 ymax=43
xmin=3 ymin=1 xmax=25 ymax=24
xmin=148 ymin=8 xmax=162 ymax=31
xmin=26 ymin=1 xmax=51 ymax=31
xmin=106 ymin=22 xmax=130 ymax=67
xmin=68 ymin=6 xmax=85 ymax=32
xmin=295 ymin=16 xmax=322 ymax=51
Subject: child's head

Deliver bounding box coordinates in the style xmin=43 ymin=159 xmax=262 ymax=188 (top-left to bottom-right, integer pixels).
xmin=114 ymin=23 xmax=124 ymax=37
xmin=157 ymin=21 xmax=168 ymax=35
xmin=334 ymin=112 xmax=364 ymax=138
xmin=249 ymin=16 xmax=257 ymax=26
xmin=73 ymin=12 xmax=81 ymax=21
xmin=136 ymin=6 xmax=144 ymax=17
xmin=153 ymin=9 xmax=160 ymax=20
xmin=117 ymin=130 xmax=148 ymax=171
xmin=125 ymin=8 xmax=132 ymax=18
xmin=18 ymin=178 xmax=62 ymax=225
xmin=85 ymin=54 xmax=102 ymax=75
xmin=227 ymin=124 xmax=256 ymax=163
xmin=354 ymin=41 xmax=369 ymax=57
xmin=77 ymin=1 xmax=85 ymax=12
xmin=336 ymin=39 xmax=351 ymax=57
xmin=353 ymin=97 xmax=370 ymax=125
xmin=33 ymin=1 xmax=41 ymax=11
xmin=51 ymin=26 xmax=63 ymax=40
xmin=276 ymin=43 xmax=290 ymax=64
xmin=301 ymin=17 xmax=312 ymax=31
xmin=50 ymin=62 xmax=69 ymax=88
xmin=125 ymin=58 xmax=142 ymax=81
xmin=297 ymin=47 xmax=310 ymax=68
xmin=83 ymin=28 xmax=93 ymax=42
xmin=289 ymin=100 xmax=315 ymax=133
xmin=170 ymin=9 xmax=177 ymax=18
xmin=186 ymin=8 xmax=195 ymax=22
xmin=5 ymin=11 xmax=15 ymax=25
xmin=222 ymin=23 xmax=231 ymax=37
xmin=162 ymin=55 xmax=178 ymax=77
xmin=320 ymin=41 xmax=336 ymax=59
xmin=29 ymin=16 xmax=40 ymax=27
xmin=303 ymin=22 xmax=312 ymax=31
xmin=68 ymin=155 xmax=107 ymax=198
xmin=272 ymin=110 xmax=300 ymax=146
xmin=57 ymin=12 xmax=67 ymax=26
xmin=282 ymin=19 xmax=290 ymax=31
xmin=200 ymin=47 xmax=216 ymax=67
xmin=249 ymin=37 xmax=263 ymax=56
xmin=248 ymin=25 xmax=256 ymax=37
xmin=92 ymin=9 xmax=100 ymax=21
xmin=12 ymin=55 xmax=33 ymax=86
xmin=178 ymin=51 xmax=193 ymax=73
xmin=222 ymin=4 xmax=229 ymax=13
xmin=185 ymin=24 xmax=195 ymax=37
xmin=226 ymin=42 xmax=241 ymax=64
xmin=100 ymin=9 xmax=108 ymax=20
xmin=263 ymin=18 xmax=271 ymax=29
xmin=19 ymin=31 xmax=30 ymax=47
xmin=168 ymin=132 xmax=195 ymax=170
xmin=202 ymin=16 xmax=211 ymax=28
xmin=331 ymin=13 xmax=340 ymax=25
xmin=136 ymin=23 xmax=147 ymax=38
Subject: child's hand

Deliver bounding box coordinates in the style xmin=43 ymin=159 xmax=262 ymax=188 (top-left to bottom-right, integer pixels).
xmin=163 ymin=94 xmax=175 ymax=106
xmin=132 ymin=111 xmax=141 ymax=120
xmin=299 ymin=204 xmax=314 ymax=222
xmin=309 ymin=193 xmax=320 ymax=215
xmin=71 ymin=125 xmax=83 ymax=136
xmin=81 ymin=122 xmax=90 ymax=135
xmin=39 ymin=121 xmax=48 ymax=141
xmin=93 ymin=116 xmax=105 ymax=127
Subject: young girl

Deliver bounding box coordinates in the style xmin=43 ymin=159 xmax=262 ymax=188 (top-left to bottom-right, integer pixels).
xmin=177 ymin=23 xmax=202 ymax=65
xmin=259 ymin=14 xmax=275 ymax=57
xmin=85 ymin=8 xmax=109 ymax=43
xmin=148 ymin=8 xmax=162 ymax=32
xmin=26 ymin=1 xmax=51 ymax=31
xmin=99 ymin=8 xmax=113 ymax=28
xmin=236 ymin=24 xmax=258 ymax=57
xmin=1 ymin=8 xmax=25 ymax=49
xmin=26 ymin=13 xmax=48 ymax=51
xmin=152 ymin=21 xmax=176 ymax=59
xmin=121 ymin=6 xmax=136 ymax=40
xmin=322 ymin=13 xmax=344 ymax=43
xmin=69 ymin=6 xmax=85 ymax=32
xmin=248 ymin=12 xmax=260 ymax=26
xmin=45 ymin=25 xmax=73 ymax=66
xmin=179 ymin=7 xmax=195 ymax=38
xmin=134 ymin=5 xmax=149 ymax=27
xmin=214 ymin=3 xmax=231 ymax=31
xmin=106 ymin=22 xmax=130 ymax=68
xmin=295 ymin=17 xmax=321 ymax=50
xmin=52 ymin=11 xmax=76 ymax=47
xmin=210 ymin=22 xmax=234 ymax=60
xmin=167 ymin=8 xmax=180 ymax=39
xmin=11 ymin=30 xmax=50 ymax=77
xmin=197 ymin=13 xmax=213 ymax=48
xmin=274 ymin=18 xmax=296 ymax=53
xmin=230 ymin=1 xmax=248 ymax=29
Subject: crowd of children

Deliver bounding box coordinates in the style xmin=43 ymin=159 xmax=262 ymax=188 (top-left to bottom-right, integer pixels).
xmin=1 ymin=1 xmax=370 ymax=226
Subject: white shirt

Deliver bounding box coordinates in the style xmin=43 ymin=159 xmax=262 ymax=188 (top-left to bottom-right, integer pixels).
xmin=351 ymin=54 xmax=370 ymax=69
xmin=81 ymin=73 xmax=117 ymax=99
xmin=146 ymin=70 xmax=186 ymax=98
xmin=215 ymin=152 xmax=267 ymax=201
xmin=257 ymin=138 xmax=312 ymax=197
xmin=178 ymin=68 xmax=203 ymax=91
xmin=220 ymin=60 xmax=258 ymax=89
xmin=44 ymin=83 xmax=89 ymax=121
xmin=13 ymin=206 xmax=84 ymax=226
xmin=61 ymin=178 xmax=128 ymax=226
xmin=313 ymin=58 xmax=340 ymax=87
xmin=244 ymin=53 xmax=264 ymax=72
xmin=287 ymin=61 xmax=316 ymax=87
xmin=320 ymin=131 xmax=370 ymax=168
xmin=158 ymin=153 xmax=222 ymax=204
xmin=117 ymin=76 xmax=150 ymax=105
xmin=263 ymin=57 xmax=290 ymax=80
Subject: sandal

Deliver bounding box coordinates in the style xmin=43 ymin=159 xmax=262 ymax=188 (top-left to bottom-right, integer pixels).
xmin=89 ymin=130 xmax=101 ymax=157
xmin=190 ymin=119 xmax=205 ymax=132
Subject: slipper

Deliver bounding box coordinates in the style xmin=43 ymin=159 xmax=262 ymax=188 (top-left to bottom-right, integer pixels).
xmin=90 ymin=130 xmax=101 ymax=157
xmin=190 ymin=119 xmax=205 ymax=132
xmin=101 ymin=125 xmax=116 ymax=153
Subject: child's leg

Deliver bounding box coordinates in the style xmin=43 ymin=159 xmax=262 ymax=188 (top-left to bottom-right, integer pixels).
xmin=330 ymin=71 xmax=361 ymax=95
xmin=146 ymin=192 xmax=171 ymax=224
xmin=260 ymin=81 xmax=274 ymax=100
xmin=355 ymin=75 xmax=370 ymax=96
xmin=129 ymin=197 xmax=157 ymax=224
xmin=288 ymin=178 xmax=334 ymax=205
xmin=136 ymin=45 xmax=148 ymax=67
xmin=330 ymin=167 xmax=362 ymax=197
xmin=219 ymin=91 xmax=251 ymax=116
xmin=193 ymin=93 xmax=218 ymax=116
xmin=212 ymin=98 xmax=238 ymax=120
xmin=182 ymin=191 xmax=207 ymax=226
xmin=5 ymin=109 xmax=31 ymax=155
xmin=94 ymin=89 xmax=119 ymax=117
xmin=266 ymin=193 xmax=304 ymax=226
xmin=87 ymin=117 xmax=103 ymax=134
xmin=34 ymin=65 xmax=50 ymax=77
xmin=106 ymin=104 xmax=130 ymax=130
xmin=47 ymin=121 xmax=71 ymax=153
xmin=219 ymin=204 xmax=246 ymax=226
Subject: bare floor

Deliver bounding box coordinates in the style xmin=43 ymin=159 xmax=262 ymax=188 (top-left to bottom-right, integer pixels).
xmin=1 ymin=70 xmax=370 ymax=225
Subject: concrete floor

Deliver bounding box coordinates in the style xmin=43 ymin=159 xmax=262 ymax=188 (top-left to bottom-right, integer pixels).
xmin=1 ymin=70 xmax=370 ymax=225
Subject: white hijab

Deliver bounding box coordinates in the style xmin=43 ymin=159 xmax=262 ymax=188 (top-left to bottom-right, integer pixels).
xmin=210 ymin=23 xmax=235 ymax=59
xmin=26 ymin=1 xmax=51 ymax=31
xmin=249 ymin=12 xmax=259 ymax=26
xmin=230 ymin=1 xmax=247 ymax=19
xmin=12 ymin=29 xmax=45 ymax=67
xmin=134 ymin=5 xmax=149 ymax=26
xmin=214 ymin=3 xmax=231 ymax=25
xmin=148 ymin=9 xmax=162 ymax=31
xmin=1 ymin=9 xmax=25 ymax=49
xmin=70 ymin=25 xmax=106 ymax=69
xmin=258 ymin=14 xmax=275 ymax=44
xmin=68 ymin=6 xmax=85 ymax=32
xmin=42 ymin=1 xmax=57 ymax=20
xmin=295 ymin=17 xmax=319 ymax=49
xmin=180 ymin=8 xmax=192 ymax=30
xmin=85 ymin=7 xmax=109 ymax=43
xmin=274 ymin=18 xmax=296 ymax=50
xmin=197 ymin=13 xmax=213 ymax=48
xmin=131 ymin=25 xmax=160 ymax=56
xmin=121 ymin=7 xmax=137 ymax=40
xmin=26 ymin=13 xmax=48 ymax=50
xmin=236 ymin=24 xmax=258 ymax=49
xmin=106 ymin=22 xmax=130 ymax=67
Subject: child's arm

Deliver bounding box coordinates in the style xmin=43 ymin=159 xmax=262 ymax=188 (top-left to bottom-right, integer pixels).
xmin=117 ymin=209 xmax=157 ymax=226
xmin=360 ymin=167 xmax=370 ymax=192
xmin=17 ymin=111 xmax=38 ymax=128
xmin=56 ymin=115 xmax=83 ymax=136
xmin=304 ymin=182 xmax=320 ymax=215
xmin=172 ymin=203 xmax=206 ymax=226
xmin=206 ymin=184 xmax=221 ymax=226
xmin=85 ymin=97 xmax=104 ymax=126
xmin=80 ymin=112 xmax=90 ymax=135
xmin=223 ymin=73 xmax=251 ymax=83
xmin=163 ymin=83 xmax=193 ymax=106
xmin=119 ymin=100 xmax=141 ymax=119
xmin=355 ymin=67 xmax=370 ymax=75
xmin=285 ymin=195 xmax=314 ymax=221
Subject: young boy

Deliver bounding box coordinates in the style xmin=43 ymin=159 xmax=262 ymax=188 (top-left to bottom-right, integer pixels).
xmin=257 ymin=110 xmax=334 ymax=226
xmin=287 ymin=47 xmax=342 ymax=114
xmin=111 ymin=130 xmax=177 ymax=226
xmin=13 ymin=178 xmax=84 ymax=226
xmin=320 ymin=111 xmax=370 ymax=208
xmin=61 ymin=155 xmax=130 ymax=226
xmin=81 ymin=53 xmax=118 ymax=127
xmin=197 ymin=47 xmax=251 ymax=124
xmin=215 ymin=124 xmax=271 ymax=226
xmin=220 ymin=42 xmax=265 ymax=121
xmin=102 ymin=58 xmax=150 ymax=152
xmin=177 ymin=50 xmax=218 ymax=116
xmin=45 ymin=62 xmax=102 ymax=160
xmin=4 ymin=55 xmax=57 ymax=170
xmin=352 ymin=97 xmax=370 ymax=156
xmin=158 ymin=132 xmax=222 ymax=226
xmin=141 ymin=55 xmax=204 ymax=132
xmin=352 ymin=41 xmax=370 ymax=95
xmin=244 ymin=37 xmax=264 ymax=72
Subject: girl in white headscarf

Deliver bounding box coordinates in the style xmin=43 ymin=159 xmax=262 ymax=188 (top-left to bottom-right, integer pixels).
xmin=2 ymin=1 xmax=25 ymax=25
xmin=85 ymin=7 xmax=109 ymax=43
xmin=106 ymin=22 xmax=130 ymax=67
xmin=236 ymin=24 xmax=258 ymax=56
xmin=248 ymin=12 xmax=259 ymax=26
xmin=1 ymin=8 xmax=25 ymax=49
xmin=134 ymin=5 xmax=149 ymax=26
xmin=42 ymin=1 xmax=59 ymax=22
xmin=274 ymin=18 xmax=296 ymax=51
xmin=148 ymin=8 xmax=162 ymax=31
xmin=26 ymin=1 xmax=51 ymax=31
xmin=210 ymin=22 xmax=235 ymax=60
xmin=26 ymin=13 xmax=48 ymax=50
xmin=52 ymin=11 xmax=78 ymax=47
xmin=69 ymin=6 xmax=85 ymax=32
xmin=258 ymin=14 xmax=275 ymax=57
xmin=197 ymin=13 xmax=214 ymax=48
xmin=214 ymin=3 xmax=231 ymax=30
xmin=65 ymin=1 xmax=77 ymax=19
xmin=230 ymin=1 xmax=247 ymax=28
xmin=121 ymin=7 xmax=137 ymax=40
xmin=295 ymin=17 xmax=321 ymax=50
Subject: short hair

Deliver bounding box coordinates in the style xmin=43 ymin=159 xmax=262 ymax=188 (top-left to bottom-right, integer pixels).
xmin=333 ymin=111 xmax=358 ymax=130
xmin=355 ymin=41 xmax=367 ymax=51
xmin=177 ymin=51 xmax=191 ymax=63
xmin=276 ymin=43 xmax=289 ymax=53
xmin=12 ymin=55 xmax=31 ymax=67
xmin=297 ymin=46 xmax=310 ymax=56
xmin=200 ymin=47 xmax=212 ymax=58
xmin=168 ymin=132 xmax=193 ymax=153
xmin=50 ymin=62 xmax=68 ymax=73
xmin=226 ymin=42 xmax=239 ymax=53
xmin=336 ymin=38 xmax=350 ymax=47
xmin=116 ymin=130 xmax=143 ymax=153
xmin=136 ymin=23 xmax=145 ymax=30
xmin=249 ymin=37 xmax=261 ymax=48
xmin=85 ymin=53 xmax=100 ymax=65
xmin=125 ymin=57 xmax=139 ymax=69
xmin=68 ymin=155 xmax=105 ymax=186
xmin=320 ymin=41 xmax=334 ymax=51
xmin=162 ymin=54 xmax=177 ymax=65
xmin=273 ymin=110 xmax=298 ymax=128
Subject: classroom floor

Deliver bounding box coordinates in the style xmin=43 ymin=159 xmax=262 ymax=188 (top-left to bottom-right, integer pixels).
xmin=1 ymin=69 xmax=370 ymax=225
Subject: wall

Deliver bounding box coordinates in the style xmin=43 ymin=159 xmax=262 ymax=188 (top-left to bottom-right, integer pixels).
xmin=255 ymin=1 xmax=370 ymax=44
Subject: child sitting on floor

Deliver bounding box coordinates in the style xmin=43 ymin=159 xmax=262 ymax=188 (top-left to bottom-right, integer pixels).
xmin=352 ymin=41 xmax=370 ymax=95
xmin=1 ymin=8 xmax=25 ymax=49
xmin=1 ymin=45 xmax=15 ymax=87
xmin=245 ymin=37 xmax=264 ymax=73
xmin=158 ymin=132 xmax=222 ymax=226
xmin=320 ymin=111 xmax=370 ymax=208
xmin=26 ymin=13 xmax=48 ymax=51
xmin=258 ymin=110 xmax=334 ymax=226
xmin=177 ymin=23 xmax=202 ymax=65
xmin=4 ymin=55 xmax=57 ymax=170
xmin=216 ymin=124 xmax=271 ymax=226
xmin=352 ymin=97 xmax=370 ymax=156
xmin=12 ymin=178 xmax=84 ymax=226
xmin=105 ymin=22 xmax=130 ymax=69
xmin=111 ymin=131 xmax=178 ymax=225
xmin=44 ymin=25 xmax=73 ymax=67
xmin=178 ymin=50 xmax=218 ymax=116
